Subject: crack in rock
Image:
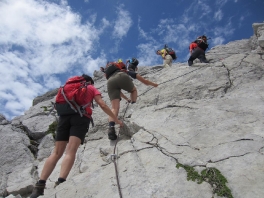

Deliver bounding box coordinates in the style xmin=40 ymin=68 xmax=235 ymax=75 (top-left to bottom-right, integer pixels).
xmin=208 ymin=152 xmax=251 ymax=163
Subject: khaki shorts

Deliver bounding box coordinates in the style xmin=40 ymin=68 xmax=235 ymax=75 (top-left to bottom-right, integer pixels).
xmin=107 ymin=72 xmax=134 ymax=101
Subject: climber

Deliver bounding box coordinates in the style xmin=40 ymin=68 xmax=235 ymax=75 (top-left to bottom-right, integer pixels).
xmin=126 ymin=57 xmax=139 ymax=72
xmin=103 ymin=62 xmax=138 ymax=140
xmin=116 ymin=59 xmax=126 ymax=70
xmin=156 ymin=44 xmax=176 ymax=68
xmin=30 ymin=74 xmax=123 ymax=198
xmin=188 ymin=35 xmax=209 ymax=66
xmin=126 ymin=58 xmax=158 ymax=87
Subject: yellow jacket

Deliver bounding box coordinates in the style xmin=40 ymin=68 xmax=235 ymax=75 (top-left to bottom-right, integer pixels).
xmin=160 ymin=49 xmax=167 ymax=58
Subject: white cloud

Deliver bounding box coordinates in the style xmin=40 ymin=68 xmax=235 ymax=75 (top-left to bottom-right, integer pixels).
xmin=213 ymin=21 xmax=235 ymax=37
xmin=238 ymin=15 xmax=245 ymax=27
xmin=138 ymin=17 xmax=155 ymax=42
xmin=216 ymin=0 xmax=228 ymax=7
xmin=197 ymin=1 xmax=212 ymax=19
xmin=211 ymin=36 xmax=225 ymax=45
xmin=214 ymin=9 xmax=223 ymax=21
xmin=0 ymin=0 xmax=102 ymax=119
xmin=112 ymin=5 xmax=132 ymax=39
xmin=99 ymin=18 xmax=111 ymax=33
xmin=137 ymin=43 xmax=160 ymax=66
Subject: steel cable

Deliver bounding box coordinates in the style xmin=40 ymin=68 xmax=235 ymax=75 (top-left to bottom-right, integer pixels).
xmin=139 ymin=67 xmax=201 ymax=97
xmin=111 ymin=67 xmax=201 ymax=197
xmin=111 ymin=102 xmax=130 ymax=198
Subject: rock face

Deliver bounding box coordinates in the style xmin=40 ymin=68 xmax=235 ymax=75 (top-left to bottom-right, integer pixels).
xmin=1 ymin=23 xmax=264 ymax=198
xmin=32 ymin=88 xmax=59 ymax=106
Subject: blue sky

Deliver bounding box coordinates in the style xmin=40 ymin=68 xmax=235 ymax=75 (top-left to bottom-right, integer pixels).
xmin=0 ymin=0 xmax=263 ymax=120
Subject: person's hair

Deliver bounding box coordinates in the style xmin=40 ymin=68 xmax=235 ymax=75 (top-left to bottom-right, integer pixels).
xmin=82 ymin=74 xmax=94 ymax=84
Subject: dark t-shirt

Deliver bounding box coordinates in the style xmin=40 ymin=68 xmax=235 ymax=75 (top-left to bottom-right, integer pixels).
xmin=128 ymin=63 xmax=137 ymax=72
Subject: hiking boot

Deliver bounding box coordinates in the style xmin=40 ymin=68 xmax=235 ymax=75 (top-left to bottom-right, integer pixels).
xmin=108 ymin=127 xmax=117 ymax=140
xmin=188 ymin=60 xmax=193 ymax=66
xmin=201 ymin=59 xmax=209 ymax=63
xmin=54 ymin=181 xmax=63 ymax=188
xmin=30 ymin=182 xmax=45 ymax=198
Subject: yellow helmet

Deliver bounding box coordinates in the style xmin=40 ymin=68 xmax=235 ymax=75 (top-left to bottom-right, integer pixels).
xmin=118 ymin=59 xmax=122 ymax=63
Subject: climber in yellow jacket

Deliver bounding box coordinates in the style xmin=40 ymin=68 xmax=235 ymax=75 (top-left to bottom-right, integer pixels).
xmin=156 ymin=48 xmax=173 ymax=68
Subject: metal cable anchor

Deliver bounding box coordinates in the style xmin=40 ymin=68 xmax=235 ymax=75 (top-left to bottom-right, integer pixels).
xmin=110 ymin=154 xmax=118 ymax=161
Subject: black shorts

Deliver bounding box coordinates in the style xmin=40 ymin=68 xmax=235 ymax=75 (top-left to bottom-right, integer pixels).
xmin=56 ymin=114 xmax=90 ymax=144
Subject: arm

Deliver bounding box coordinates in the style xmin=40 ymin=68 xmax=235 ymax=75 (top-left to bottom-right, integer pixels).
xmin=120 ymin=92 xmax=131 ymax=103
xmin=94 ymin=95 xmax=123 ymax=126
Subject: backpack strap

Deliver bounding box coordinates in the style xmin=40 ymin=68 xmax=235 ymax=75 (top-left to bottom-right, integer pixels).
xmin=90 ymin=116 xmax=94 ymax=127
xmin=61 ymin=87 xmax=78 ymax=113
xmin=70 ymin=100 xmax=83 ymax=117
xmin=61 ymin=85 xmax=91 ymax=117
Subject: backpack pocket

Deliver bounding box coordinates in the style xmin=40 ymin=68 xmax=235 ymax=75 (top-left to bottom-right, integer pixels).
xmin=55 ymin=103 xmax=78 ymax=116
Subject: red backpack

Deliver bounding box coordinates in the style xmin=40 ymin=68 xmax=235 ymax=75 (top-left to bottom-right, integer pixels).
xmin=115 ymin=61 xmax=126 ymax=70
xmin=55 ymin=76 xmax=93 ymax=118
xmin=104 ymin=62 xmax=127 ymax=79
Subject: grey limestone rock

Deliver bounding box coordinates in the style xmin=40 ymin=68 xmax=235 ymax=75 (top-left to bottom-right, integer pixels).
xmin=32 ymin=88 xmax=58 ymax=106
xmin=252 ymin=22 xmax=264 ymax=50
xmin=1 ymin=23 xmax=264 ymax=198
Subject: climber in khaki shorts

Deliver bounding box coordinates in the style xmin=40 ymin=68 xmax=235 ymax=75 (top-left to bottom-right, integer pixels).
xmin=102 ymin=62 xmax=137 ymax=140
xmin=107 ymin=72 xmax=135 ymax=101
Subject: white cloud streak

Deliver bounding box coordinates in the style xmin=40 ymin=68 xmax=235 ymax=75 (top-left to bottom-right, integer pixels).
xmin=214 ymin=9 xmax=224 ymax=21
xmin=112 ymin=5 xmax=132 ymax=39
xmin=216 ymin=0 xmax=228 ymax=7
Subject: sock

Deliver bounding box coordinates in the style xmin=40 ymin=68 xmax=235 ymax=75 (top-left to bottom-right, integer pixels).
xmin=109 ymin=121 xmax=115 ymax=127
xmin=38 ymin=180 xmax=46 ymax=184
xmin=58 ymin=178 xmax=66 ymax=183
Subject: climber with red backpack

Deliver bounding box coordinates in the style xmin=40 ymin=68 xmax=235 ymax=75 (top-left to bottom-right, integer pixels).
xmin=156 ymin=44 xmax=177 ymax=68
xmin=30 ymin=74 xmax=123 ymax=198
xmin=188 ymin=35 xmax=209 ymax=66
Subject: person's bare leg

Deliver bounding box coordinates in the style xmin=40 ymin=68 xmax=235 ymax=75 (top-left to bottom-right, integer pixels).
xmin=130 ymin=86 xmax=137 ymax=102
xmin=136 ymin=74 xmax=158 ymax=87
xmin=108 ymin=99 xmax=120 ymax=122
xmin=39 ymin=141 xmax=68 ymax=180
xmin=59 ymin=136 xmax=81 ymax=179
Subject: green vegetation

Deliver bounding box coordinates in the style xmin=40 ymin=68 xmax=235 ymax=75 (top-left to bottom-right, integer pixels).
xmin=41 ymin=106 xmax=48 ymax=111
xmin=46 ymin=121 xmax=57 ymax=139
xmin=176 ymin=163 xmax=233 ymax=198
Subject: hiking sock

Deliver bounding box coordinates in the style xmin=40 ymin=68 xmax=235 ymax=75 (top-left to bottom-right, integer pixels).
xmin=58 ymin=178 xmax=66 ymax=183
xmin=108 ymin=126 xmax=117 ymax=140
xmin=38 ymin=180 xmax=46 ymax=184
xmin=109 ymin=121 xmax=115 ymax=127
